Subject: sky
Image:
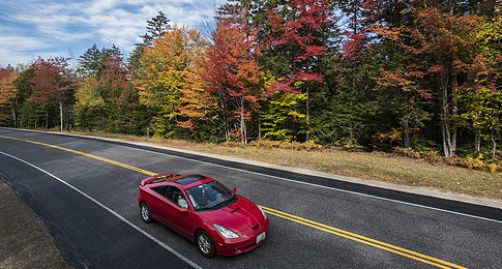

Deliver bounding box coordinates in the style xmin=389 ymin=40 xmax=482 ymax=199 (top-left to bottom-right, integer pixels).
xmin=0 ymin=0 xmax=226 ymax=67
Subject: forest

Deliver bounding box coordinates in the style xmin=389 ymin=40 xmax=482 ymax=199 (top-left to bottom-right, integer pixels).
xmin=0 ymin=0 xmax=500 ymax=165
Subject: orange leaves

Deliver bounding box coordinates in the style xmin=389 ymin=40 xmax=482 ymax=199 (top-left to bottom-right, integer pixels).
xmin=374 ymin=68 xmax=432 ymax=100
xmin=0 ymin=68 xmax=17 ymax=106
xmin=202 ymin=20 xmax=262 ymax=103
xmin=374 ymin=69 xmax=414 ymax=88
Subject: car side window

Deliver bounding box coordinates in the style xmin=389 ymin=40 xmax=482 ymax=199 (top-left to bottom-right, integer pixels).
xmin=152 ymin=186 xmax=168 ymax=196
xmin=161 ymin=186 xmax=188 ymax=209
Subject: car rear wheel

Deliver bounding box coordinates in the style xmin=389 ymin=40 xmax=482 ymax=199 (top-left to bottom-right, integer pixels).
xmin=140 ymin=203 xmax=153 ymax=223
xmin=196 ymin=231 xmax=215 ymax=258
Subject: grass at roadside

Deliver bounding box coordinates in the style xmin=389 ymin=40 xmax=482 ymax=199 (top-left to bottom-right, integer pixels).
xmin=68 ymin=131 xmax=502 ymax=200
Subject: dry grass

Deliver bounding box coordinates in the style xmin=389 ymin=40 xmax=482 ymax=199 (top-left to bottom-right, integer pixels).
xmin=70 ymin=131 xmax=502 ymax=200
xmin=0 ymin=180 xmax=71 ymax=269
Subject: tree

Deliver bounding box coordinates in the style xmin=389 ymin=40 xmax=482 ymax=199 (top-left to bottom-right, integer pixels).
xmin=140 ymin=11 xmax=172 ymax=45
xmin=74 ymin=75 xmax=105 ymax=130
xmin=177 ymin=41 xmax=217 ymax=133
xmin=338 ymin=0 xmax=379 ymax=65
xmin=459 ymin=87 xmax=501 ymax=158
xmin=373 ymin=3 xmax=482 ymax=157
xmin=266 ymin=0 xmax=334 ymax=140
xmin=78 ymin=44 xmax=102 ymax=75
xmin=130 ymin=12 xmax=173 ymax=76
xmin=30 ymin=58 xmax=76 ymax=132
xmin=0 ymin=67 xmax=18 ymax=126
xmin=201 ymin=18 xmax=262 ymax=144
xmin=133 ymin=26 xmax=207 ymax=137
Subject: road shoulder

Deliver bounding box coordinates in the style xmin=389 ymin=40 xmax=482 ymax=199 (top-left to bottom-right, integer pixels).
xmin=0 ymin=179 xmax=71 ymax=269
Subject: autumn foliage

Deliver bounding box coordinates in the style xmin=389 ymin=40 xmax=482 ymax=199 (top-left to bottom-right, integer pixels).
xmin=1 ymin=0 xmax=500 ymax=162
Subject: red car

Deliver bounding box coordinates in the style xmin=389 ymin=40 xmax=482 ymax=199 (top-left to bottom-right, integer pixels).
xmin=137 ymin=173 xmax=269 ymax=257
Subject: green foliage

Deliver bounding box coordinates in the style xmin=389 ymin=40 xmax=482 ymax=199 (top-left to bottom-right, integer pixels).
xmin=18 ymin=101 xmax=44 ymax=128
xmin=260 ymin=91 xmax=307 ymax=141
xmin=458 ymin=87 xmax=502 ymax=133
xmin=474 ymin=16 xmax=502 ymax=61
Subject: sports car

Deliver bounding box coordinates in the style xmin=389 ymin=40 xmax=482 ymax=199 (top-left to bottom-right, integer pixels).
xmin=137 ymin=173 xmax=269 ymax=257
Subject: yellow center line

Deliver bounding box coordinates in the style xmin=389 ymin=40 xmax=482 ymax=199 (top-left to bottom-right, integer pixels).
xmin=0 ymin=134 xmax=467 ymax=269
xmin=260 ymin=206 xmax=466 ymax=269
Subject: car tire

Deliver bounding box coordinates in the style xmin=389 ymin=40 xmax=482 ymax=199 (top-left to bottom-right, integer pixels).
xmin=196 ymin=230 xmax=216 ymax=258
xmin=140 ymin=202 xmax=153 ymax=223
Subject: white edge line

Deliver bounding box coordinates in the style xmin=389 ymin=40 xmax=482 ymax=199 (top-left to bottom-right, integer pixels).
xmin=126 ymin=146 xmax=502 ymax=225
xmin=0 ymin=150 xmax=204 ymax=269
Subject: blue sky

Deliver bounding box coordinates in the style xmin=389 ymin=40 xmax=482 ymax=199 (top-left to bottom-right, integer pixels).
xmin=0 ymin=0 xmax=226 ymax=67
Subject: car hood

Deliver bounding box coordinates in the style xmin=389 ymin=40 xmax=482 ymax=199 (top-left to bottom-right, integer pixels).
xmin=199 ymin=195 xmax=264 ymax=235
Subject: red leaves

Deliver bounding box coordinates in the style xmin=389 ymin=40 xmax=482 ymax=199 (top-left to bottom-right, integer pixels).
xmin=30 ymin=58 xmax=72 ymax=104
xmin=342 ymin=32 xmax=366 ymax=62
xmin=266 ymin=0 xmax=332 ymax=94
xmin=341 ymin=0 xmax=381 ymax=64
xmin=201 ymin=19 xmax=262 ymax=116
xmin=294 ymin=71 xmax=323 ymax=83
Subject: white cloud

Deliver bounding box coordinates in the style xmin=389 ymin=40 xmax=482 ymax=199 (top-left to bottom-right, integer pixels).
xmin=0 ymin=0 xmax=226 ymax=65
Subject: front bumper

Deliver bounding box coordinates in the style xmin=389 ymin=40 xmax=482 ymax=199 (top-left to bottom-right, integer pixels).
xmin=214 ymin=220 xmax=269 ymax=256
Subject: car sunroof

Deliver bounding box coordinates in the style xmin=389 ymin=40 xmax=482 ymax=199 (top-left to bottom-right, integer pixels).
xmin=175 ymin=175 xmax=205 ymax=185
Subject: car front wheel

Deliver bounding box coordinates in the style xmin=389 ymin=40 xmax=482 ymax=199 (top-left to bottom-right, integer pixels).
xmin=196 ymin=231 xmax=215 ymax=258
xmin=140 ymin=203 xmax=153 ymax=223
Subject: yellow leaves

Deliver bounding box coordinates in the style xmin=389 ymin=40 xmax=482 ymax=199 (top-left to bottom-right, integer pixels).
xmin=133 ymin=26 xmax=207 ymax=110
xmin=377 ymin=128 xmax=402 ymax=143
xmin=132 ymin=25 xmax=213 ymax=130
xmin=75 ymin=75 xmax=105 ymax=108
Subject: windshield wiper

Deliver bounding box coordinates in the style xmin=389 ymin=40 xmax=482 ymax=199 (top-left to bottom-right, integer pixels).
xmin=197 ymin=195 xmax=237 ymax=211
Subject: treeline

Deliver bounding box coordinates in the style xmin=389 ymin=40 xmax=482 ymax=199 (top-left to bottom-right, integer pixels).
xmin=0 ymin=0 xmax=500 ymax=161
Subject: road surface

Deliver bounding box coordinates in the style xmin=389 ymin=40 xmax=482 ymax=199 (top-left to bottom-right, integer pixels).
xmin=0 ymin=128 xmax=501 ymax=269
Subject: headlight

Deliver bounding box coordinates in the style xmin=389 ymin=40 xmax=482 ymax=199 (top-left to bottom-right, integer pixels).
xmin=258 ymin=206 xmax=267 ymax=220
xmin=213 ymin=224 xmax=239 ymax=239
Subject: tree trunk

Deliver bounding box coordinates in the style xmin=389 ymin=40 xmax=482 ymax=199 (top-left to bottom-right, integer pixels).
xmin=450 ymin=75 xmax=458 ymax=154
xmin=474 ymin=130 xmax=481 ymax=152
xmin=306 ymin=87 xmax=310 ymax=141
xmin=10 ymin=105 xmax=17 ymax=127
xmin=59 ymin=101 xmax=63 ymax=132
xmin=258 ymin=118 xmax=261 ymax=140
xmin=240 ymin=97 xmax=247 ymax=145
xmin=220 ymin=96 xmax=229 ymax=141
xmin=403 ymin=119 xmax=411 ymax=148
xmin=45 ymin=110 xmax=49 ymax=129
xmin=491 ymin=130 xmax=497 ymax=159
xmin=441 ymin=86 xmax=453 ymax=158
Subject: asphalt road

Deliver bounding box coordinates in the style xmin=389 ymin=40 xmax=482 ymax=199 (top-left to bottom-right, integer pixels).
xmin=1 ymin=128 xmax=501 ymax=269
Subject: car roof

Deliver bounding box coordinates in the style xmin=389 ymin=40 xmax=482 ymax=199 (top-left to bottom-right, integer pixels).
xmin=144 ymin=174 xmax=214 ymax=190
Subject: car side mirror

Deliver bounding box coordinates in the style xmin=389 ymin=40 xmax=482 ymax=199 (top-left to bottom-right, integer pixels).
xmin=231 ymin=187 xmax=237 ymax=194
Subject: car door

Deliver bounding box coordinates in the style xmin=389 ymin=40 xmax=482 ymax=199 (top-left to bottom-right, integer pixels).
xmin=160 ymin=186 xmax=196 ymax=238
xmin=148 ymin=186 xmax=170 ymax=225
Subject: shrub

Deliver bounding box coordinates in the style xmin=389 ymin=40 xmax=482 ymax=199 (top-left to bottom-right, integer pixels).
xmin=249 ymin=140 xmax=323 ymax=151
xmin=487 ymin=163 xmax=498 ymax=173
xmin=421 ymin=151 xmax=444 ymax=164
xmin=394 ymin=147 xmax=421 ymax=159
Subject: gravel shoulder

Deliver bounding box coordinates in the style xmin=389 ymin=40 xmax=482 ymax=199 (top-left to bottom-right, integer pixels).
xmin=0 ymin=179 xmax=70 ymax=269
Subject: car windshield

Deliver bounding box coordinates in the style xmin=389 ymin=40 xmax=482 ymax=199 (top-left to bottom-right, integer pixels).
xmin=185 ymin=181 xmax=236 ymax=211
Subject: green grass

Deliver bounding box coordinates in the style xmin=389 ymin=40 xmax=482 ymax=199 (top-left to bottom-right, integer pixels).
xmin=69 ymin=131 xmax=502 ymax=200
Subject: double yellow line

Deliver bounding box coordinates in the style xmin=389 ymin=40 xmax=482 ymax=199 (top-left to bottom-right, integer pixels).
xmin=260 ymin=206 xmax=465 ymax=269
xmin=0 ymin=134 xmax=467 ymax=269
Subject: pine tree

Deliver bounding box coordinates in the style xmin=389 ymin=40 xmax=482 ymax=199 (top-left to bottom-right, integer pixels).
xmin=140 ymin=11 xmax=172 ymax=45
